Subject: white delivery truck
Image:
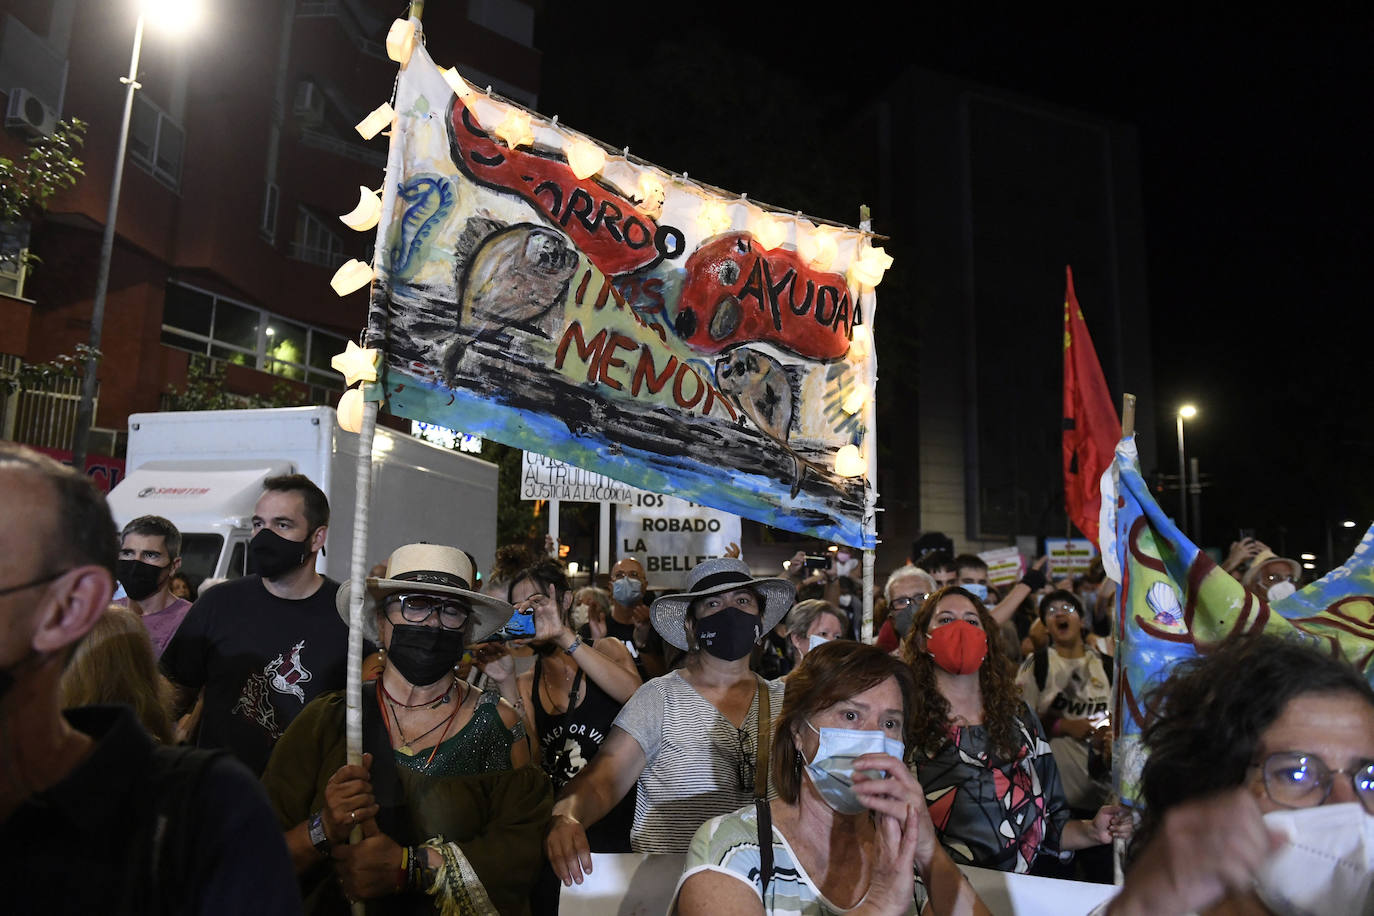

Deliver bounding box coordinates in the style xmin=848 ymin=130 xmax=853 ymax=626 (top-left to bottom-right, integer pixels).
xmin=106 ymin=406 xmax=499 ymax=587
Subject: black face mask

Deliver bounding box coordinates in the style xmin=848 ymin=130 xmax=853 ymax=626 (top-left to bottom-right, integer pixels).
xmin=892 ymin=605 xmax=917 ymax=639
xmin=248 ymin=528 xmax=313 ymax=579
xmin=116 ymin=559 xmax=167 ymax=602
xmin=387 ymin=624 xmax=465 ymax=686
xmin=694 ymin=605 xmax=761 ymax=661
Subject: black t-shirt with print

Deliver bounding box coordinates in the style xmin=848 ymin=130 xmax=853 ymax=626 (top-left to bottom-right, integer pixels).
xmin=162 ymin=574 xmax=346 ymax=776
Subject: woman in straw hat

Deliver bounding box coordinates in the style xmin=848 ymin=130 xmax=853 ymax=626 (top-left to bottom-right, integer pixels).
xmin=261 ymin=544 xmax=552 ymax=914
xmin=545 ymin=556 xmax=794 ymax=886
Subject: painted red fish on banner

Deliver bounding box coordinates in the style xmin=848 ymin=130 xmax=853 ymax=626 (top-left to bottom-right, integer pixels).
xmin=674 ymin=233 xmax=856 ymax=361
xmin=447 ymin=95 xmax=685 ymax=277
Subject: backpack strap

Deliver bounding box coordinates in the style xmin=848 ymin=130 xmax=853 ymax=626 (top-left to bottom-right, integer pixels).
xmin=753 ymin=676 xmax=774 ymax=898
xmin=1033 ymin=645 xmax=1049 ymax=691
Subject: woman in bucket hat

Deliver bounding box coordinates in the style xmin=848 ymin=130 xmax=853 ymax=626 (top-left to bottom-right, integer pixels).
xmin=261 ymin=544 xmax=552 ymax=914
xmin=545 ymin=556 xmax=795 ymax=886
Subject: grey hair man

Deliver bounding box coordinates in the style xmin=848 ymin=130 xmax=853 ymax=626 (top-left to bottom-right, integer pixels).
xmin=875 ymin=566 xmax=937 ymax=653
xmin=116 ymin=514 xmax=191 ymax=657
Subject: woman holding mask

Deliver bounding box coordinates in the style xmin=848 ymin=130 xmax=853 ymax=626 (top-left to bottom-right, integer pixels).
xmin=546 ymin=557 xmax=793 ymax=885
xmin=675 ymin=641 xmax=989 ymax=915
xmin=262 ymin=544 xmax=551 ymax=914
xmin=902 ymin=586 xmax=1131 ymax=874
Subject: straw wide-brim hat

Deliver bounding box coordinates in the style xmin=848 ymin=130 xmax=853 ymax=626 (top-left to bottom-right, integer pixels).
xmin=1241 ymin=549 xmax=1303 ymax=590
xmin=335 ymin=543 xmax=512 ymax=643
xmin=650 ymin=557 xmax=796 ymax=651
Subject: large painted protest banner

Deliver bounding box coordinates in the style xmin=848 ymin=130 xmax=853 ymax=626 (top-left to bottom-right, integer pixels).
xmin=365 ymin=43 xmax=885 ymax=547
xmin=1102 ymin=436 xmax=1374 ymax=803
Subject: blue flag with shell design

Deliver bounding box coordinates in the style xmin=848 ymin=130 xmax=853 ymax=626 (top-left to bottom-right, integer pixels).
xmin=1102 ymin=436 xmax=1374 ymax=804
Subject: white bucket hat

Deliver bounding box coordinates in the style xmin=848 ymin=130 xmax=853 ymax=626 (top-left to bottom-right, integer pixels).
xmin=1242 ymin=549 xmax=1303 ymax=590
xmin=335 ymin=543 xmax=512 ymax=643
xmin=649 ymin=557 xmax=795 ymax=651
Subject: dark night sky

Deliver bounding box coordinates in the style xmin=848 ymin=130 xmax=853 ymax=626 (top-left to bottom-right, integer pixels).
xmin=534 ymin=5 xmax=1374 ymax=564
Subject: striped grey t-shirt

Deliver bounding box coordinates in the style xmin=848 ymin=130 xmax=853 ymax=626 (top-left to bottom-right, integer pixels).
xmin=613 ymin=670 xmax=785 ymax=854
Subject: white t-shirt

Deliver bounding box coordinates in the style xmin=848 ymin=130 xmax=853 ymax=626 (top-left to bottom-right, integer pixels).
xmin=613 ymin=670 xmax=784 ymax=853
xmin=1016 ymin=648 xmax=1111 ymax=810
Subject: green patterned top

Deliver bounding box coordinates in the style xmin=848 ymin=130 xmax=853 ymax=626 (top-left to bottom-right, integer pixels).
xmin=393 ymin=687 xmax=520 ymax=777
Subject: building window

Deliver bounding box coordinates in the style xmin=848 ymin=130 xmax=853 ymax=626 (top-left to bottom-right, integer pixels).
xmin=290 ymin=207 xmax=345 ymax=268
xmin=128 ymin=94 xmax=184 ymax=190
xmin=160 ymin=281 xmax=348 ymax=389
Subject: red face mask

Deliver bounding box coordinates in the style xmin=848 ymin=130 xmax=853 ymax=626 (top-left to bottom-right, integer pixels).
xmin=926 ymin=619 xmax=988 ymax=675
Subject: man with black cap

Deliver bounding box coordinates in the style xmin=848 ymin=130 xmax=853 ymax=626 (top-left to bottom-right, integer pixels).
xmin=545 ymin=556 xmax=794 ymax=886
xmin=163 ymin=473 xmax=347 ymax=775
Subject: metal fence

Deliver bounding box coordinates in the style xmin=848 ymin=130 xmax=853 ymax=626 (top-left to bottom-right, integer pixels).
xmin=0 ymin=354 xmax=124 ymax=457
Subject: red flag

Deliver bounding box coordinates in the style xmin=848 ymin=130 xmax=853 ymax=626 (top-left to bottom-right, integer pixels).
xmin=1063 ymin=266 xmax=1120 ymax=545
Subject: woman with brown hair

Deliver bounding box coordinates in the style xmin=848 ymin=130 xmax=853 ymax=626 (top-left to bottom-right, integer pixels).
xmin=675 ymin=640 xmax=987 ymax=914
xmin=901 ymin=586 xmax=1130 ymax=874
xmin=61 ymin=605 xmax=176 ymax=744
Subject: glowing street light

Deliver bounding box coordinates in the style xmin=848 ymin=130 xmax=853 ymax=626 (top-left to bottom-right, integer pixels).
xmin=73 ymin=0 xmax=203 ymax=469
xmin=1175 ymin=405 xmax=1197 ymax=536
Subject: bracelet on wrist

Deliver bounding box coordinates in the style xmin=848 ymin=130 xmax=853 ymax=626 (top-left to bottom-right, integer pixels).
xmin=308 ymin=810 xmax=331 ymax=857
xmin=564 ymin=635 xmax=583 ymax=655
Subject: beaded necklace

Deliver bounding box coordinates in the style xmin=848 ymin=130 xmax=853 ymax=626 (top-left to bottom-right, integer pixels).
xmin=377 ymin=679 xmax=466 ymax=768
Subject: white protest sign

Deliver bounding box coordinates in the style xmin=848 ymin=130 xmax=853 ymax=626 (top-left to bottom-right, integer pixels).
xmin=1044 ymin=538 xmax=1098 ymax=579
xmin=617 ymin=492 xmax=741 ymax=589
xmin=978 ymin=546 xmax=1025 ymax=588
xmin=521 ymin=451 xmax=637 ymax=503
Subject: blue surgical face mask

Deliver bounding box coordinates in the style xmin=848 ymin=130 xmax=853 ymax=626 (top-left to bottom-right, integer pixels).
xmin=963 ymin=582 xmax=989 ymax=603
xmin=803 ymin=721 xmax=904 ymax=815
xmin=807 ymin=633 xmax=830 ymax=652
xmin=612 ymin=577 xmax=643 ymax=605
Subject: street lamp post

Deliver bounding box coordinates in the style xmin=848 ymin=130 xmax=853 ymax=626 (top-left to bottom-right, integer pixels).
xmin=69 ymin=13 xmax=147 ymax=472
xmin=71 ymin=1 xmax=198 ymax=471
xmin=1176 ymin=404 xmax=1197 ymax=536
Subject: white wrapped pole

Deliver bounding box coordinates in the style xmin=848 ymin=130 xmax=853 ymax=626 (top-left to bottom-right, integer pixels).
xmin=345 ymin=398 xmax=377 ymax=916
xmin=345 ymin=398 xmax=377 ymax=766
xmin=858 ymin=208 xmax=880 ymax=644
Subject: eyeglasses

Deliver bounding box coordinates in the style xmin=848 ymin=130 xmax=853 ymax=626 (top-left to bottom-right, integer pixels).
xmin=735 ymin=727 xmax=756 ymax=794
xmin=0 ymin=569 xmax=67 ymax=599
xmin=387 ymin=593 xmax=470 ymax=630
xmin=889 ymin=594 xmax=929 ymax=612
xmin=1253 ymin=751 xmax=1374 ymax=813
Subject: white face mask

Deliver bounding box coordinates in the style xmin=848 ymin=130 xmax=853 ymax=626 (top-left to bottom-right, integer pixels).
xmin=1267 ymin=580 xmax=1298 ymax=602
xmin=803 ymin=721 xmax=904 ymax=815
xmin=1256 ymin=803 xmax=1374 ymax=916
xmin=571 ymin=603 xmax=591 ymax=629
xmin=808 ymin=633 xmax=830 ymax=652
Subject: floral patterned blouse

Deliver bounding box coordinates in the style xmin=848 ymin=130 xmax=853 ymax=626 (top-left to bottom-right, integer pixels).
xmin=912 ymin=703 xmax=1071 ymax=873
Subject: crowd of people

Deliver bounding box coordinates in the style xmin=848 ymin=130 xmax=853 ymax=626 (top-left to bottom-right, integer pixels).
xmin=0 ymin=440 xmax=1368 ymax=915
